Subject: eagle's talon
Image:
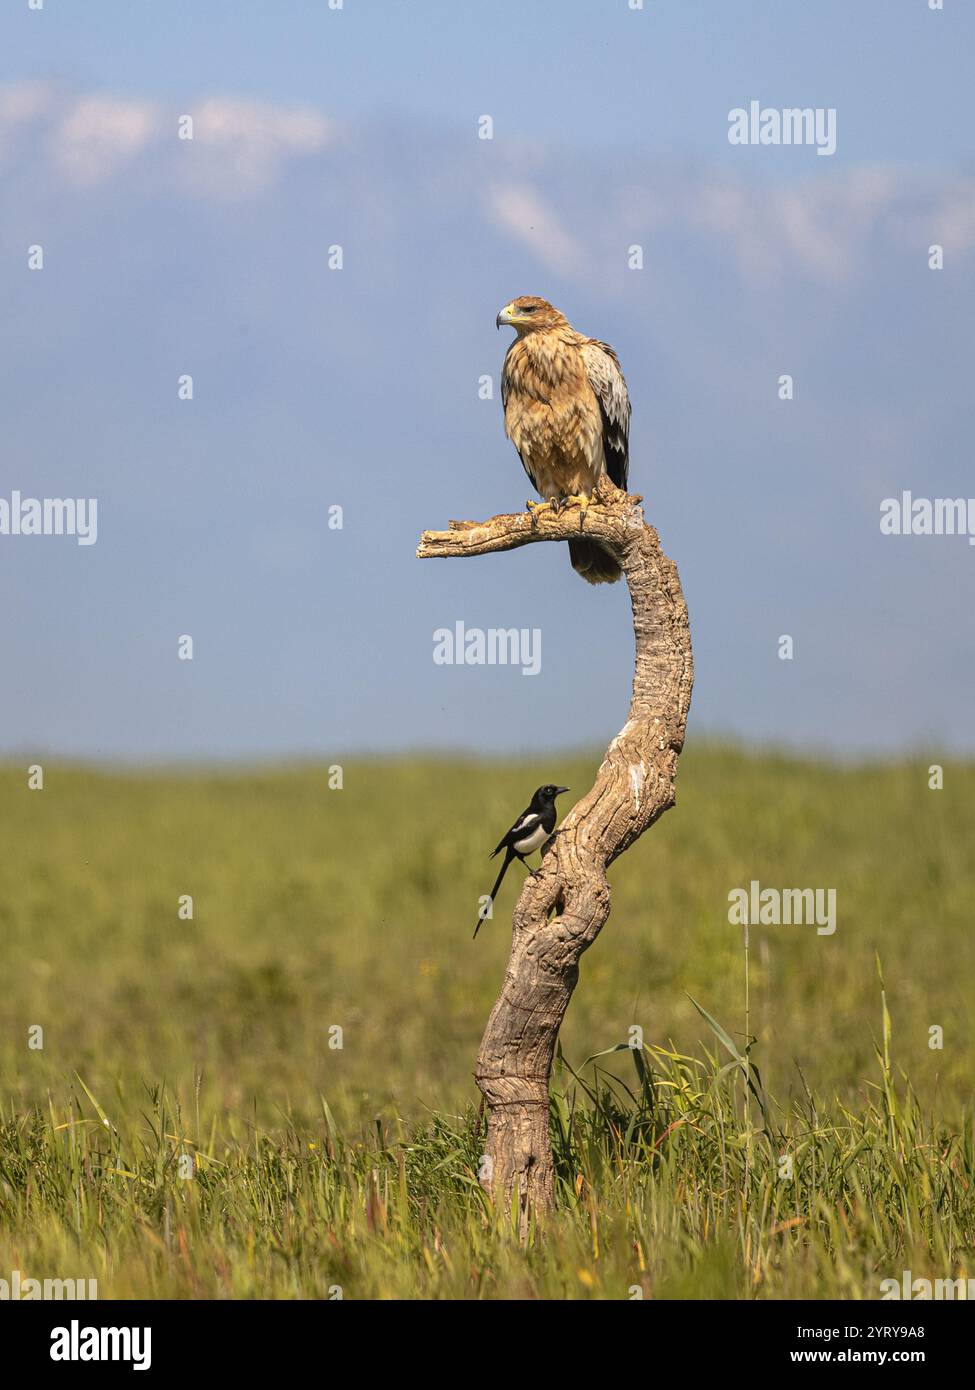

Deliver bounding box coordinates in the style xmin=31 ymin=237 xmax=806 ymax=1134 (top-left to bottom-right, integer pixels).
xmin=559 ymin=492 xmax=591 ymax=530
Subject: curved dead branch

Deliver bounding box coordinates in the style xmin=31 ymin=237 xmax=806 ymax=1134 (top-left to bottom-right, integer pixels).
xmin=417 ymin=479 xmax=694 ymax=1225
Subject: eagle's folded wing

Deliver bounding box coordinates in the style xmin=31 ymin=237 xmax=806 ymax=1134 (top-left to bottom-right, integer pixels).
xmin=582 ymin=340 xmax=631 ymax=492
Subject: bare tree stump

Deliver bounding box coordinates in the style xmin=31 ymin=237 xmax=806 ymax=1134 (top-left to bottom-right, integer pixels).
xmin=417 ymin=480 xmax=693 ymax=1229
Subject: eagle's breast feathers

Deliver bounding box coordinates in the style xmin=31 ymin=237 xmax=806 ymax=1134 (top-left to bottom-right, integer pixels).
xmin=500 ymin=328 xmax=630 ymax=501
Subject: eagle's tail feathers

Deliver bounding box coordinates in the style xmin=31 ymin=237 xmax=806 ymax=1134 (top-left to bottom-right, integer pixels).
xmin=568 ymin=538 xmax=622 ymax=585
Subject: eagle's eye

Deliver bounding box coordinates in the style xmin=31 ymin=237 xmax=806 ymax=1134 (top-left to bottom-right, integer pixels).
xmin=521 ymin=304 xmax=537 ymax=314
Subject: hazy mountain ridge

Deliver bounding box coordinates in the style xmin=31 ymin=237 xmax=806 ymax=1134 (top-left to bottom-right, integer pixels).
xmin=1 ymin=81 xmax=972 ymax=757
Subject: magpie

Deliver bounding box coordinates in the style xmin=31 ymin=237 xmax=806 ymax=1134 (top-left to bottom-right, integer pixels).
xmin=473 ymin=784 xmax=569 ymax=938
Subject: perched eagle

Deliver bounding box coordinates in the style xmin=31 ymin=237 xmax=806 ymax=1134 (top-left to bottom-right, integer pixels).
xmin=497 ymin=295 xmax=631 ymax=584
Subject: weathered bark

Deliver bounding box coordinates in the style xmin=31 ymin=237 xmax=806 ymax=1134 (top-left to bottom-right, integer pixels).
xmin=417 ymin=479 xmax=693 ymax=1229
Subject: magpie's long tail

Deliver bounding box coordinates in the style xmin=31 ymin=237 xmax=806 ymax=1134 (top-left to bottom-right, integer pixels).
xmin=473 ymin=848 xmax=515 ymax=939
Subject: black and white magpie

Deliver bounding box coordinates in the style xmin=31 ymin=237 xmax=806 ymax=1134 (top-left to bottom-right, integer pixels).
xmin=473 ymin=784 xmax=569 ymax=938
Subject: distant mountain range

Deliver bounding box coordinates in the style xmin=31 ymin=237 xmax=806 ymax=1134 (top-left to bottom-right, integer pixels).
xmin=2 ymin=81 xmax=973 ymax=758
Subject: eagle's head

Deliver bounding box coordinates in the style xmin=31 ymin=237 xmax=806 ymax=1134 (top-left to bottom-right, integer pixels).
xmin=496 ymin=296 xmax=568 ymax=335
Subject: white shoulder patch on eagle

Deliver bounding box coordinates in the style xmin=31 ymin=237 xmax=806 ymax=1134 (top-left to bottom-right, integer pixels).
xmin=582 ymin=340 xmax=631 ymax=491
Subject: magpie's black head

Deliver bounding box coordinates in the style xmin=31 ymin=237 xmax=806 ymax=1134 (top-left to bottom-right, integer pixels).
xmin=532 ymin=783 xmax=569 ymax=808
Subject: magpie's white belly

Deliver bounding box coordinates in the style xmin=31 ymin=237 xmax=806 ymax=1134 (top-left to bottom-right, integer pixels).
xmin=514 ymin=822 xmax=549 ymax=855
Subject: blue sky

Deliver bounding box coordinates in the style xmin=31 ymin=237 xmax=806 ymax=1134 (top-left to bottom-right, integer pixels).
xmin=1 ymin=1 xmax=973 ymax=761
xmin=6 ymin=0 xmax=974 ymax=168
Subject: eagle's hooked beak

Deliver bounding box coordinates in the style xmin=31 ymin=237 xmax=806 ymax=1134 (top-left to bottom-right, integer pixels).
xmin=496 ymin=303 xmax=515 ymax=330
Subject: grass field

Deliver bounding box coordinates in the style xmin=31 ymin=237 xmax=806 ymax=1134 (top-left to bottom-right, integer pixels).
xmin=1 ymin=746 xmax=974 ymax=1298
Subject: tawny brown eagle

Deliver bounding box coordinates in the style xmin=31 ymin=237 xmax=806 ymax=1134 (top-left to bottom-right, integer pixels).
xmin=497 ymin=295 xmax=631 ymax=584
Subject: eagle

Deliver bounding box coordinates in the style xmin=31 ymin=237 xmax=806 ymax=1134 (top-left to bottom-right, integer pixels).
xmin=497 ymin=295 xmax=631 ymax=584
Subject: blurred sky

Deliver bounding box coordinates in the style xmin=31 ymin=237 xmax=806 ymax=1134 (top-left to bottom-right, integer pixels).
xmin=5 ymin=0 xmax=974 ymax=170
xmin=1 ymin=0 xmax=973 ymax=761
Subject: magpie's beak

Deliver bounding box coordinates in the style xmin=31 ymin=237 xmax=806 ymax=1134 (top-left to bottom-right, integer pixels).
xmin=555 ymin=786 xmax=570 ymax=796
